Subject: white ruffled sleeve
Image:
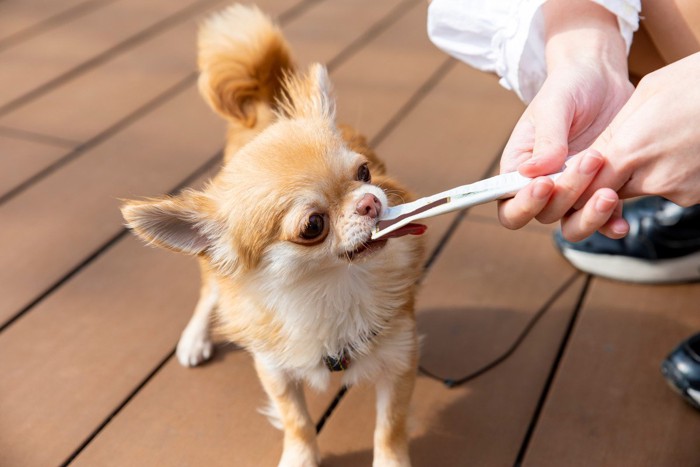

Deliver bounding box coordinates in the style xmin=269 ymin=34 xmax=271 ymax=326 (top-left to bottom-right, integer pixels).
xmin=427 ymin=0 xmax=640 ymax=104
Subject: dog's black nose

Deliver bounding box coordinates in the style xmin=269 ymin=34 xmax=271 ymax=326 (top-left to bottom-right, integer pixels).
xmin=356 ymin=194 xmax=381 ymax=219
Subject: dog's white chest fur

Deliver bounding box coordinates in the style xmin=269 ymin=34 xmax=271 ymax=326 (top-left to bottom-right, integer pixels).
xmin=227 ymin=240 xmax=418 ymax=389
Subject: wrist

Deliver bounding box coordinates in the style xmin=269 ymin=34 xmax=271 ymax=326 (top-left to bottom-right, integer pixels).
xmin=543 ymin=0 xmax=628 ymax=75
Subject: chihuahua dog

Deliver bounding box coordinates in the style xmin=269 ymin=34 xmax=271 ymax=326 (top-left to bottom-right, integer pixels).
xmin=121 ymin=5 xmax=425 ymax=466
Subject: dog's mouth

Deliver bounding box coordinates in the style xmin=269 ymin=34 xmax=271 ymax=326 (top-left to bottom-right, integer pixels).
xmin=342 ymin=222 xmax=426 ymax=261
xmin=375 ymin=222 xmax=427 ymax=239
xmin=344 ymin=238 xmax=388 ymax=261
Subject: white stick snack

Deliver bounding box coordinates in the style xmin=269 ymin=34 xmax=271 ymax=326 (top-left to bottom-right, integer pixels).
xmin=372 ymin=170 xmax=563 ymax=240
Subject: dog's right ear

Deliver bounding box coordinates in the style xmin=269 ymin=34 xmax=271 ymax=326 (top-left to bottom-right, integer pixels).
xmin=277 ymin=64 xmax=336 ymax=122
xmin=121 ymin=190 xmax=221 ymax=256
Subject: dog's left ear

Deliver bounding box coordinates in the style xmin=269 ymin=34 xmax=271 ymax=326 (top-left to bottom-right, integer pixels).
xmin=121 ymin=190 xmax=221 ymax=256
xmin=277 ymin=63 xmax=336 ymax=121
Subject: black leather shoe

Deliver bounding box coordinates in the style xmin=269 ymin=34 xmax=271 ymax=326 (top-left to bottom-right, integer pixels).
xmin=662 ymin=333 xmax=700 ymax=410
xmin=554 ymin=197 xmax=700 ymax=283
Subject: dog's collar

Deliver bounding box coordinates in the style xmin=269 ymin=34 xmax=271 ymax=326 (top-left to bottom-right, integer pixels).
xmin=324 ymin=352 xmax=351 ymax=372
xmin=322 ymin=328 xmax=380 ymax=372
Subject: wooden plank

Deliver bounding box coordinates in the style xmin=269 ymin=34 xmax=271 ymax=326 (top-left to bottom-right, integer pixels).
xmin=0 ymin=0 xmax=218 ymax=111
xmin=522 ymin=279 xmax=700 ymax=466
xmin=70 ymin=351 xmax=344 ymax=467
xmin=0 ymin=134 xmax=73 ymax=198
xmin=0 ymin=85 xmax=224 ymax=326
xmin=0 ymin=13 xmax=203 ymax=142
xmin=317 ymin=220 xmax=583 ymax=465
xmin=0 ymin=0 xmax=296 ymax=142
xmin=330 ymin=2 xmax=456 ymax=146
xmin=0 ymin=0 xmax=111 ymax=46
xmin=0 ymin=159 xmax=258 ymax=467
xmin=0 ymin=237 xmax=201 ymax=467
xmin=283 ymin=0 xmax=407 ymax=67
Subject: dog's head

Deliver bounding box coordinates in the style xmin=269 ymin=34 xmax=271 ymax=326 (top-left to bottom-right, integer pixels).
xmin=122 ymin=65 xmax=419 ymax=279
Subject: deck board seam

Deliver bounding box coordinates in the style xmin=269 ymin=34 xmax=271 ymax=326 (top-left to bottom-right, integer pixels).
xmin=513 ymin=274 xmax=593 ymax=467
xmin=0 ymin=0 xmax=119 ymax=53
xmin=0 ymin=0 xmax=222 ymax=117
xmin=0 ymin=150 xmax=223 ymax=334
xmin=420 ymin=142 xmax=503 ymax=274
xmin=0 ymin=71 xmax=198 ymax=206
xmin=418 ymin=272 xmax=582 ymax=387
xmin=369 ymin=58 xmax=456 ymax=148
xmin=0 ymin=125 xmax=80 ymax=148
xmin=326 ymin=0 xmax=422 ymax=72
xmin=59 ymin=348 xmax=177 ymax=467
xmin=276 ymin=0 xmax=326 ymax=24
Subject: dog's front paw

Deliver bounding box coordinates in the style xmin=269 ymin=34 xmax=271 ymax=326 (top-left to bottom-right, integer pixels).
xmin=373 ymin=446 xmax=411 ymax=467
xmin=372 ymin=455 xmax=411 ymax=467
xmin=176 ymin=329 xmax=214 ymax=367
xmin=278 ymin=440 xmax=320 ymax=467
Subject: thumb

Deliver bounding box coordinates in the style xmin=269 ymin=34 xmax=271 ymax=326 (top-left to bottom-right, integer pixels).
xmin=518 ymin=94 xmax=573 ymax=177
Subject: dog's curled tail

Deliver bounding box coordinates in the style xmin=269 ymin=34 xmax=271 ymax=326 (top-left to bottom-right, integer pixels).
xmin=197 ymin=4 xmax=293 ymax=129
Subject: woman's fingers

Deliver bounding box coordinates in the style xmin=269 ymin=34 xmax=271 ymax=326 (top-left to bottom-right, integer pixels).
xmin=498 ymin=177 xmax=555 ymax=230
xmin=598 ymin=200 xmax=630 ymax=239
xmin=534 ymin=150 xmax=604 ymax=224
xmin=499 ymin=150 xmax=605 ymax=231
xmin=560 ymin=188 xmax=628 ymax=242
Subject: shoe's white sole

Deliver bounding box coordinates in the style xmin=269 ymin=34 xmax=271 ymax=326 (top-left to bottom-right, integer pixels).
xmin=560 ymin=249 xmax=700 ymax=284
xmin=689 ymin=388 xmax=700 ymax=406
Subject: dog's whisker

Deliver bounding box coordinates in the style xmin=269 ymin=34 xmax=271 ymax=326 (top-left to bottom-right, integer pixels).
xmin=377 ymin=185 xmax=407 ymax=205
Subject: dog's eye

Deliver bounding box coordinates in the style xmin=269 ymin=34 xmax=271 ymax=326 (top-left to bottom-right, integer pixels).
xmin=356 ymin=163 xmax=371 ymax=183
xmin=299 ymin=214 xmax=328 ymax=243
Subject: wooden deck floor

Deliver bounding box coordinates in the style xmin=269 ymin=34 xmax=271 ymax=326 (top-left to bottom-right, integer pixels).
xmin=2 ymin=1 xmax=700 ymax=466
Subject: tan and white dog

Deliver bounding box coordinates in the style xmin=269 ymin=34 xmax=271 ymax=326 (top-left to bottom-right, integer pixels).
xmin=122 ymin=5 xmax=425 ymax=466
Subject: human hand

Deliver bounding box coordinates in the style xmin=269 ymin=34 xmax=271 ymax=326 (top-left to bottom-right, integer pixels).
xmin=497 ymin=0 xmax=634 ymax=241
xmin=574 ymin=52 xmax=700 ymax=209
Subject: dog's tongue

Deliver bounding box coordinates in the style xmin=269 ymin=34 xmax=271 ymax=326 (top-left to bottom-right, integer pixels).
xmin=376 ymin=222 xmax=427 ymax=239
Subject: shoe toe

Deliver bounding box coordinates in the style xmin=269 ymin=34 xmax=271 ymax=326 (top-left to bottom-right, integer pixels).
xmin=554 ymin=230 xmax=630 ymax=256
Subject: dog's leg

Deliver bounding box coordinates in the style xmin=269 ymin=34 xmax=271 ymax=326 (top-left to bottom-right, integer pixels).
xmin=254 ymin=357 xmax=320 ymax=467
xmin=176 ymin=262 xmax=217 ymax=367
xmin=373 ymin=353 xmax=417 ymax=466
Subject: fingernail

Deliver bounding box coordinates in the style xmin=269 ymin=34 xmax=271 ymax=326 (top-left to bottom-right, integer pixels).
xmin=611 ymin=219 xmax=630 ymax=236
xmin=532 ymin=179 xmax=552 ymax=199
xmin=595 ymin=194 xmax=616 ymax=212
xmin=579 ymin=152 xmax=603 ymax=175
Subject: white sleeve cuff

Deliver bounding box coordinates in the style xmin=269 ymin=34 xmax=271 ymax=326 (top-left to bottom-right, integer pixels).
xmin=428 ymin=0 xmax=641 ymax=104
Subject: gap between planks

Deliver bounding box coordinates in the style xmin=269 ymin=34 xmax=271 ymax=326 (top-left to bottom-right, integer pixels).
xmin=0 ymin=0 xmax=223 ymax=117
xmin=0 ymin=0 xmax=119 ymax=53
